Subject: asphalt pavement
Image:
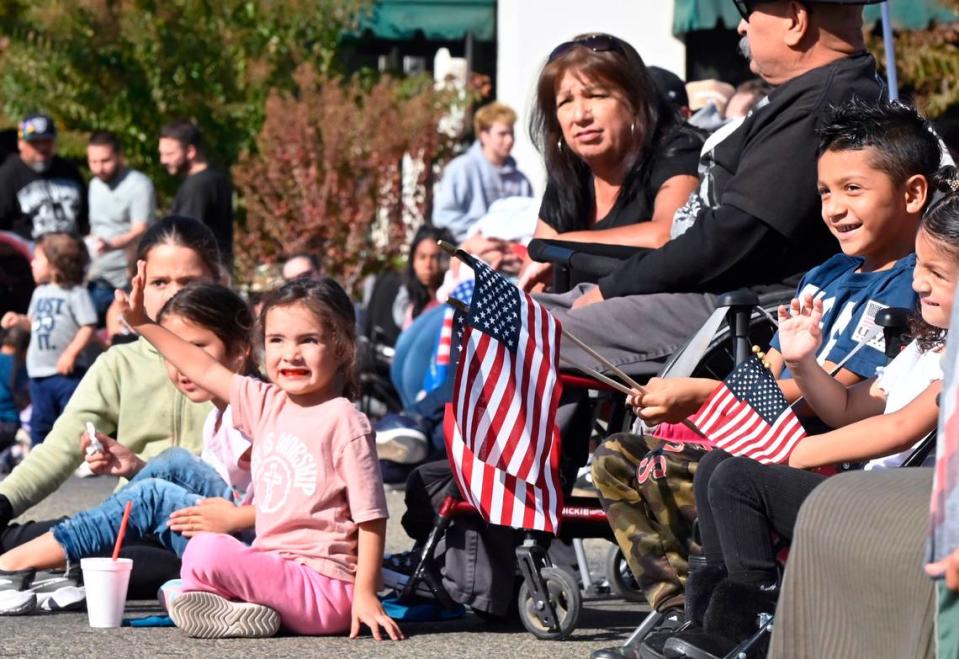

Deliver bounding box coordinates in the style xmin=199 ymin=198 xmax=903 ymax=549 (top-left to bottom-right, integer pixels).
xmin=0 ymin=475 xmax=648 ymax=658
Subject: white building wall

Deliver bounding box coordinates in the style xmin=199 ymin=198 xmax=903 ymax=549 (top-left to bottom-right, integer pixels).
xmin=496 ymin=1 xmax=685 ymax=198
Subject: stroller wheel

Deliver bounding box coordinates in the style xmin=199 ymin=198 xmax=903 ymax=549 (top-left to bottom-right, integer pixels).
xmin=605 ymin=544 xmax=646 ymax=603
xmin=517 ymin=566 xmax=581 ymax=640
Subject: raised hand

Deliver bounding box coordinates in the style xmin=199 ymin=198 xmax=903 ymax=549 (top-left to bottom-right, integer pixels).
xmin=777 ymin=294 xmax=824 ymax=365
xmin=114 ymin=260 xmax=150 ymax=328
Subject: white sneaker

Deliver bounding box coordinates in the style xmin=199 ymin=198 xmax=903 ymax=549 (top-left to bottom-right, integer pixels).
xmin=375 ymin=415 xmax=429 ymax=464
xmin=170 ymin=591 xmax=280 ymax=638
xmin=0 ymin=589 xmax=38 ymax=615
xmin=38 ymin=585 xmax=85 ymax=612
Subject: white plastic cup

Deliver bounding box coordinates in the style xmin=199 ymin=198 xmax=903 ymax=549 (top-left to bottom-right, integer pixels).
xmin=80 ymin=557 xmax=133 ymax=628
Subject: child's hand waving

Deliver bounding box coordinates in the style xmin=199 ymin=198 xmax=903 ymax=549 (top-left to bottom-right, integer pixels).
xmin=350 ymin=591 xmax=404 ymax=641
xmin=114 ymin=260 xmax=150 ymax=329
xmin=777 ymin=294 xmax=824 ymax=365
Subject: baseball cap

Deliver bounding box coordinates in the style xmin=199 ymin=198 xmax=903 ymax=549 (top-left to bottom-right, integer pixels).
xmin=18 ymin=114 xmax=56 ymax=142
xmin=649 ymin=67 xmax=690 ymax=112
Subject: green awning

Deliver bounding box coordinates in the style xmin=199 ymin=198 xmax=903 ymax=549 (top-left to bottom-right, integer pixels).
xmin=354 ymin=0 xmax=496 ymax=41
xmin=673 ymin=0 xmax=742 ymax=35
xmin=673 ymin=0 xmax=957 ymax=36
xmin=863 ymin=2 xmax=956 ymax=29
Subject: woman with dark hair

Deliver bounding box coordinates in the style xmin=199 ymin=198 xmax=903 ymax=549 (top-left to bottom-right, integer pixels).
xmin=395 ymin=225 xmax=450 ymax=330
xmin=520 ymin=33 xmax=703 ymax=291
xmin=0 ymin=216 xmax=224 ymax=599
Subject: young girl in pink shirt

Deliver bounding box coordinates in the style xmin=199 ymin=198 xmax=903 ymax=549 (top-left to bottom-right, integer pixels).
xmin=118 ymin=270 xmax=401 ymax=641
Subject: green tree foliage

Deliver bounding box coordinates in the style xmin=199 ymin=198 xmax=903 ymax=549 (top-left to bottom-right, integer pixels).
xmin=867 ymin=2 xmax=959 ymax=117
xmin=0 ymin=0 xmax=367 ymax=201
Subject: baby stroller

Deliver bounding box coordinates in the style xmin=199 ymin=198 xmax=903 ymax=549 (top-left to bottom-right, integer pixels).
xmin=394 ymin=239 xmax=789 ymax=639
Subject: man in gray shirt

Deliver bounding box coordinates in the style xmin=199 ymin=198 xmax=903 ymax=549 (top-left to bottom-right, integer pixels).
xmin=86 ymin=131 xmax=156 ymax=323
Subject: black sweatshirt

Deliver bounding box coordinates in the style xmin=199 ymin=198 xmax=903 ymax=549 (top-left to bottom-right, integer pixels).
xmin=0 ymin=156 xmax=88 ymax=240
xmin=598 ymin=53 xmax=884 ymax=299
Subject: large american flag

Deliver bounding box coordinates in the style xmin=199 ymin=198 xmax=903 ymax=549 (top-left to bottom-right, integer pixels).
xmin=691 ymin=356 xmax=807 ymax=464
xmin=446 ymin=251 xmax=564 ymax=533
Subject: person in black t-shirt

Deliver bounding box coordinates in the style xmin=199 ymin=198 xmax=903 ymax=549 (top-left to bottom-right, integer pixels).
xmin=158 ymin=120 xmax=233 ymax=266
xmin=524 ymin=4 xmax=884 ymax=384
xmin=0 ymin=114 xmax=88 ymax=315
xmin=0 ymin=114 xmax=88 ymax=241
xmin=519 ymin=34 xmax=703 ymax=291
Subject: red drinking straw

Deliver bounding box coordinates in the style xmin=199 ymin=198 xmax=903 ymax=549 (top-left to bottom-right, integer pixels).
xmin=112 ymin=501 xmax=133 ymax=561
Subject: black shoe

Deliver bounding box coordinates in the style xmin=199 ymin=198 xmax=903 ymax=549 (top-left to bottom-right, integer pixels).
xmin=663 ymin=628 xmax=737 ymax=659
xmin=591 ymin=608 xmax=686 ymax=659
xmin=664 ymin=579 xmax=776 ymax=659
xmin=684 ymin=564 xmax=726 ymax=628
xmin=637 ymin=609 xmax=693 ymax=659
xmin=382 ymin=546 xmax=439 ymax=600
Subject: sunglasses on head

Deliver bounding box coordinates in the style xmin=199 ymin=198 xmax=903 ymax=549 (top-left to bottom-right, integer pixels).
xmin=547 ymin=34 xmax=626 ymax=63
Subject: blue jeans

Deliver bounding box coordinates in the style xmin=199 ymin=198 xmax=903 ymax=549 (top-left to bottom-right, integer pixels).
xmin=87 ymin=279 xmax=117 ymax=328
xmin=29 ymin=372 xmax=84 ymax=446
xmin=390 ymin=305 xmax=446 ymax=408
xmin=52 ymin=448 xmax=234 ymax=562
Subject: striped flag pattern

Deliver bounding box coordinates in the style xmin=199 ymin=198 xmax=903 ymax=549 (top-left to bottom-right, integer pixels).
xmin=446 ymin=252 xmax=564 ymax=532
xmin=422 ymin=279 xmax=475 ymax=394
xmin=691 ymin=356 xmax=807 ymax=464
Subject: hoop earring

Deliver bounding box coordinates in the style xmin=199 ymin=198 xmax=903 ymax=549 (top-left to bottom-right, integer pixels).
xmin=557 ymin=138 xmax=563 ymax=151
xmin=630 ymin=122 xmax=635 ymax=136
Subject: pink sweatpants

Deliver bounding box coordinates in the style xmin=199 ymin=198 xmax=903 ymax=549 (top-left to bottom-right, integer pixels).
xmin=179 ymin=532 xmax=354 ymax=635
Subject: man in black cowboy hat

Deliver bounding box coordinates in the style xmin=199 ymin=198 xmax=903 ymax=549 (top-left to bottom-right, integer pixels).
xmin=578 ymin=2 xmax=887 ymax=659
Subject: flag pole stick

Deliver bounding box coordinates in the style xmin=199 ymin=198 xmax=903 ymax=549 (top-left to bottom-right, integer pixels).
xmin=443 ymin=270 xmax=708 ymax=439
xmin=438 ymin=240 xmax=647 ymax=390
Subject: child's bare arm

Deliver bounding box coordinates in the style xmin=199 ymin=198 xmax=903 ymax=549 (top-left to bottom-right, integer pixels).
xmin=776 ymin=362 xmax=863 ymax=408
xmin=57 ymin=325 xmax=96 ymax=375
xmin=787 ymin=381 xmax=940 ymax=469
xmin=116 ymin=261 xmax=235 ymax=402
xmin=629 ymin=377 xmax=718 ymax=425
xmin=351 ymin=518 xmax=403 ymax=641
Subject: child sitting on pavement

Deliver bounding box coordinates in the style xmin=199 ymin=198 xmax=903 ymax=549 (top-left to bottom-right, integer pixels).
xmin=0 ymin=283 xmax=256 ymax=615
xmin=119 ymin=273 xmax=401 ymax=641
xmin=590 ymin=99 xmax=942 ymax=659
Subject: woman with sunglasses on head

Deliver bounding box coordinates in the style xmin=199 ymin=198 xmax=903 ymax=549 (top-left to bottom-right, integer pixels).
xmin=519 ymin=33 xmax=704 ymax=292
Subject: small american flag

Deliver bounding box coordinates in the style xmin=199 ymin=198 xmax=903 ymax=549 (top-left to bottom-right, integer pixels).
xmin=422 ymin=279 xmax=475 ymax=394
xmin=691 ymin=356 xmax=807 ymax=464
xmin=446 ymin=251 xmax=563 ymax=532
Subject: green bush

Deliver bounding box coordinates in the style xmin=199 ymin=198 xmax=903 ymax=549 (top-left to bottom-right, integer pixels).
xmin=0 ymin=0 xmax=367 ymax=203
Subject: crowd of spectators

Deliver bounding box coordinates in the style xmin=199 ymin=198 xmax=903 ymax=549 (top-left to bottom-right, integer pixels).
xmin=1 ymin=1 xmax=959 ymax=656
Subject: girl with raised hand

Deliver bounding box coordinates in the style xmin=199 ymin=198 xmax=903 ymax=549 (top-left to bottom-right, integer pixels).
xmin=0 ymin=217 xmax=222 ymax=596
xmin=0 ymin=283 xmax=256 ymax=614
xmin=118 ymin=271 xmax=401 ymax=641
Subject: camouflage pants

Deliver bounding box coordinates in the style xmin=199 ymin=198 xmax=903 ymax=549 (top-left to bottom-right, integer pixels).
xmin=592 ymin=432 xmax=708 ymax=612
